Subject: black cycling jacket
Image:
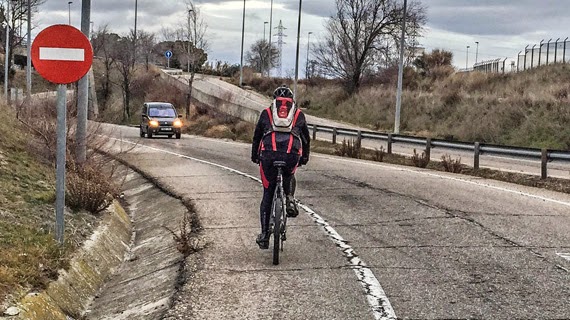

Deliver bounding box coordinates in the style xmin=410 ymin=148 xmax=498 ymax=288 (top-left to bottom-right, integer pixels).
xmin=251 ymin=107 xmax=311 ymax=162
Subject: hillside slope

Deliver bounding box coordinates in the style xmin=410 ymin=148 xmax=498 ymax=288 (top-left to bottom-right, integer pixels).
xmin=298 ymin=64 xmax=570 ymax=149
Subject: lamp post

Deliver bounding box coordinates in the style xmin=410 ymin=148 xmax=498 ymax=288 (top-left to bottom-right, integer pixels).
xmin=239 ymin=0 xmax=246 ymax=87
xmin=27 ymin=0 xmax=31 ymax=100
xmin=293 ymin=0 xmax=303 ymax=99
xmin=4 ymin=0 xmax=10 ymax=103
xmin=68 ymin=1 xmax=72 ymax=25
xmin=466 ymin=45 xmax=470 ymax=69
xmin=475 ymin=41 xmax=479 ymax=64
xmin=133 ymin=0 xmax=137 ymax=67
xmin=394 ymin=0 xmax=407 ymax=134
xmin=187 ymin=8 xmax=195 ymax=73
xmin=305 ymin=31 xmax=312 ymax=79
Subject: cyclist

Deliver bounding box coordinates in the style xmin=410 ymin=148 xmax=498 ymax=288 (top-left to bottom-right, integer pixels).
xmin=251 ymin=85 xmax=311 ymax=249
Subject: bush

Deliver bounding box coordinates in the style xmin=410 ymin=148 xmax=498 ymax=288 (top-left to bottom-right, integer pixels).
xmin=66 ymin=160 xmax=120 ymax=214
xmin=335 ymin=138 xmax=361 ymax=159
xmin=410 ymin=149 xmax=429 ymax=168
xmin=373 ymin=146 xmax=386 ymax=162
xmin=441 ymin=154 xmax=463 ymax=173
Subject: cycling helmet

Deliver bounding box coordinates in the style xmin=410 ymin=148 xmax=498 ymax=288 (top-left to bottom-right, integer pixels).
xmin=273 ymin=85 xmax=294 ymax=99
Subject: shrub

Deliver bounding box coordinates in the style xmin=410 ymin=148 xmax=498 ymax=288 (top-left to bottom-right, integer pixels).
xmin=335 ymin=138 xmax=361 ymax=159
xmin=441 ymin=154 xmax=463 ymax=173
xmin=163 ymin=210 xmax=202 ymax=257
xmin=373 ymin=146 xmax=386 ymax=162
xmin=66 ymin=160 xmax=120 ymax=214
xmin=410 ymin=149 xmax=429 ymax=168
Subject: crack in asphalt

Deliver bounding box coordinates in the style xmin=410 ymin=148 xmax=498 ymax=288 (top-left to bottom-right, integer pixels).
xmin=321 ymin=172 xmax=570 ymax=274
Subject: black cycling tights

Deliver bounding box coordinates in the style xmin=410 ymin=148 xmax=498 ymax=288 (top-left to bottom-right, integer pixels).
xmin=259 ymin=154 xmax=299 ymax=234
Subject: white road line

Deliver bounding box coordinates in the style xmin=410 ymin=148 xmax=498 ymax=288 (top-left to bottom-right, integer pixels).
xmin=39 ymin=47 xmax=85 ymax=61
xmin=108 ymin=136 xmax=397 ymax=320
xmin=315 ymin=154 xmax=570 ymax=208
xmin=557 ymin=252 xmax=570 ymax=262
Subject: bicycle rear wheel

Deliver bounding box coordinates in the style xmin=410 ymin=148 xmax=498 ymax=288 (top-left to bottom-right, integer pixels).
xmin=272 ymin=196 xmax=283 ymax=265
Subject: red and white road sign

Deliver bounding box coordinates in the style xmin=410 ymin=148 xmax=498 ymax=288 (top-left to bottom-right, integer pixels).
xmin=31 ymin=24 xmax=94 ymax=84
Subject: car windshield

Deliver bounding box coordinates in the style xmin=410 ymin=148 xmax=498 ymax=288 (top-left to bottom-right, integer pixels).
xmin=148 ymin=107 xmax=176 ymax=118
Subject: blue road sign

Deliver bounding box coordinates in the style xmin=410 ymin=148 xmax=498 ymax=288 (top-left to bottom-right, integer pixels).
xmin=165 ymin=50 xmax=173 ymax=59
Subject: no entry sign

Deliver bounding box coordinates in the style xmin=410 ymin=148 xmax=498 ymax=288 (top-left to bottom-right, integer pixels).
xmin=31 ymin=24 xmax=93 ymax=84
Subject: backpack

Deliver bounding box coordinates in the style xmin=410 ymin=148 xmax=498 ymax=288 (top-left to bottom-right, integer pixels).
xmin=270 ymin=97 xmax=297 ymax=132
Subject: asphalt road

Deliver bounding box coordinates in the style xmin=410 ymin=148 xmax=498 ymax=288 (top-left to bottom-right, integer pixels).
xmin=179 ymin=74 xmax=570 ymax=180
xmin=101 ymin=123 xmax=570 ymax=319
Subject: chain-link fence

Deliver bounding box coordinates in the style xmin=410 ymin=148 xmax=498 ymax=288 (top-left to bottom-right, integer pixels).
xmin=516 ymin=38 xmax=570 ymax=71
xmin=473 ymin=58 xmax=508 ymax=73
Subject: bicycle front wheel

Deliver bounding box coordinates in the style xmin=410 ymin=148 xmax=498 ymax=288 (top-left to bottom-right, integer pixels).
xmin=272 ymin=196 xmax=283 ymax=265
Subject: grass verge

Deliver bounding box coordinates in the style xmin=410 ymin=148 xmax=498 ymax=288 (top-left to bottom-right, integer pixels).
xmin=312 ymin=140 xmax=570 ymax=194
xmin=0 ymin=104 xmax=100 ymax=308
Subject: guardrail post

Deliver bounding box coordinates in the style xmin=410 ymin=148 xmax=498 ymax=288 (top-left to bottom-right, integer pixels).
xmin=474 ymin=142 xmax=480 ymax=170
xmin=332 ymin=128 xmax=337 ymax=144
xmin=426 ymin=137 xmax=432 ymax=161
xmin=312 ymin=125 xmax=317 ymax=141
xmin=387 ymin=133 xmax=393 ymax=154
xmin=357 ymin=130 xmax=362 ymax=147
xmin=541 ymin=148 xmax=548 ymax=179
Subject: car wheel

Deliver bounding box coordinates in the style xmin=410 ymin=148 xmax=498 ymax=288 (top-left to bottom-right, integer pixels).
xmin=148 ymin=131 xmax=153 ymax=139
xmin=175 ymin=133 xmax=181 ymax=139
xmin=139 ymin=126 xmax=144 ymax=138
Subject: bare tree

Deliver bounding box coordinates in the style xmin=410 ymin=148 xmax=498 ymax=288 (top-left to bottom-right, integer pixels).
xmin=245 ymin=39 xmax=279 ymax=74
xmin=183 ymin=0 xmax=209 ymax=119
xmin=313 ymin=0 xmax=426 ymax=94
xmin=92 ymin=25 xmax=120 ymax=108
xmin=110 ymin=31 xmax=137 ymax=122
xmin=1 ymin=0 xmax=45 ymax=83
xmin=136 ymin=30 xmax=156 ymax=71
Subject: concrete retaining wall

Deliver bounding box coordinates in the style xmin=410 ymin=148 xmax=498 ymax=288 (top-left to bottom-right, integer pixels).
xmin=14 ymin=201 xmax=131 ymax=319
xmin=160 ymin=72 xmax=263 ymax=124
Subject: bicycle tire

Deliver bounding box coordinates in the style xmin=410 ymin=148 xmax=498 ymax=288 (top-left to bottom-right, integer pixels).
xmin=272 ymin=196 xmax=283 ymax=265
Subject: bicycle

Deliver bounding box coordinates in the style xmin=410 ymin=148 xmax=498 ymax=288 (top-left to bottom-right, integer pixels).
xmin=269 ymin=161 xmax=288 ymax=265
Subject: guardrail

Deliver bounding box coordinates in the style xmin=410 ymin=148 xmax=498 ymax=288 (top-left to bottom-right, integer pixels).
xmin=307 ymin=124 xmax=570 ymax=179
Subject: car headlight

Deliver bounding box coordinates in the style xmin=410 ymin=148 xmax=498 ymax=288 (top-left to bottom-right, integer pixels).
xmin=173 ymin=119 xmax=182 ymax=127
xmin=149 ymin=120 xmax=159 ymax=127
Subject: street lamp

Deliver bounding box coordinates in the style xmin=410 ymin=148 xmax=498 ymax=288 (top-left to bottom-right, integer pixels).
xmin=475 ymin=41 xmax=479 ymax=64
xmin=466 ymin=45 xmax=470 ymax=69
xmin=293 ymin=0 xmax=303 ymax=99
xmin=394 ymin=0 xmax=407 ymax=134
xmin=239 ymin=0 xmax=246 ymax=87
xmin=305 ymin=31 xmax=313 ymax=79
xmin=68 ymin=1 xmax=72 ymax=25
xmin=187 ymin=8 xmax=196 ymax=73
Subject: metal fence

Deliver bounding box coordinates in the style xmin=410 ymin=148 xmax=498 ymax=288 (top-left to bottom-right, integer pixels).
xmin=516 ymin=38 xmax=570 ymax=71
xmin=473 ymin=58 xmax=509 ymax=73
xmin=307 ymin=124 xmax=570 ymax=179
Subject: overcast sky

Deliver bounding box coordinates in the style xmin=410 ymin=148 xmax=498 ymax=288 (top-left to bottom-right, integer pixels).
xmin=35 ymin=0 xmax=570 ymax=74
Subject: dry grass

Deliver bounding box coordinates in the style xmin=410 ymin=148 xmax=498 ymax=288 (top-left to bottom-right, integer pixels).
xmin=441 ymin=154 xmax=463 ymax=173
xmin=183 ymin=104 xmax=255 ymax=142
xmin=410 ymin=149 xmax=430 ymax=168
xmin=312 ymin=140 xmax=570 ymax=194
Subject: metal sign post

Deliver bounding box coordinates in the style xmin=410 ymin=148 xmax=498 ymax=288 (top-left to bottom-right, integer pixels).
xmin=165 ymin=50 xmax=173 ymax=68
xmin=55 ymin=84 xmax=67 ymax=244
xmin=31 ymin=24 xmax=94 ymax=245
